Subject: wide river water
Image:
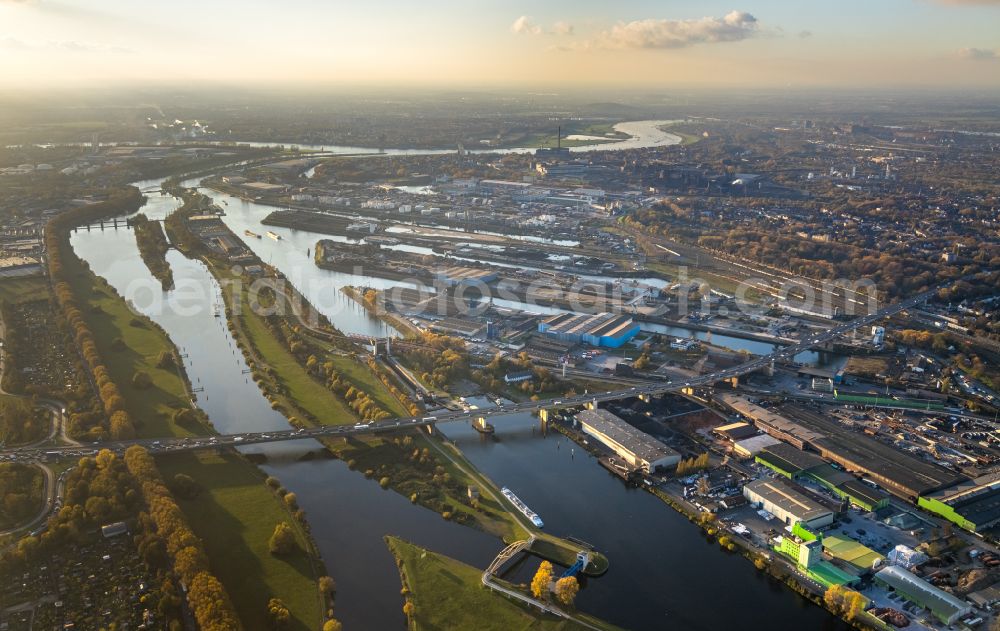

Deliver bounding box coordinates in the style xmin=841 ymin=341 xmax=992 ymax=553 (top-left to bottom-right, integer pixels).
xmin=66 ymin=125 xmax=844 ymax=629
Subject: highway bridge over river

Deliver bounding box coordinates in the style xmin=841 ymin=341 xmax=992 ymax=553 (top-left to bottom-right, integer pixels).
xmin=0 ymin=284 xmax=942 ymax=464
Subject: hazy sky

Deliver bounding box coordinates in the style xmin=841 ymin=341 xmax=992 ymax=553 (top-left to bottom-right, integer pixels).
xmin=1 ymin=0 xmax=999 ymax=88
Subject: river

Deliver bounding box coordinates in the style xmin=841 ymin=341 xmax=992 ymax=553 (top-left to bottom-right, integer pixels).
xmin=62 ymin=130 xmax=845 ymax=628
xmin=439 ymin=399 xmax=844 ymax=630
xmin=70 ymin=187 xmax=501 ymax=630
xmin=176 ymin=119 xmax=686 ymax=156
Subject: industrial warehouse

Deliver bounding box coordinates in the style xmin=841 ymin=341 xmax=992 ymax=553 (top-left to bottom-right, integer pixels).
xmin=755 ymin=443 xmax=890 ymax=512
xmin=917 ymin=472 xmax=1000 ymax=533
xmin=873 ymin=565 xmax=973 ymax=625
xmin=538 ymin=312 xmax=640 ymax=348
xmin=433 ymin=266 xmax=499 ymax=287
xmin=743 ymin=477 xmax=835 ymax=529
xmin=575 ymin=408 xmax=680 ymax=473
xmin=720 ymin=394 xmax=962 ymax=500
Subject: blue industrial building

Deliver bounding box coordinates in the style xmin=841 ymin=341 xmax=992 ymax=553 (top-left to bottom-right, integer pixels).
xmin=538 ymin=312 xmax=640 ymax=348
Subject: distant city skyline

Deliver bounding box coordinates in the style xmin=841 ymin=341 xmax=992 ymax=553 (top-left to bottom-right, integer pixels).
xmin=1 ymin=0 xmax=998 ymax=88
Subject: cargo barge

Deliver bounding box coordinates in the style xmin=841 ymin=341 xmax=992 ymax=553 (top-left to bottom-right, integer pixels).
xmin=501 ymin=487 xmax=544 ymax=528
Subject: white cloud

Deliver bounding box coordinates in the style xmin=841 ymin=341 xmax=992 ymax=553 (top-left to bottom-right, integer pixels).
xmin=552 ymin=21 xmax=574 ymax=36
xmin=511 ymin=15 xmax=542 ymax=36
xmin=958 ymin=46 xmax=998 ymax=59
xmin=597 ymin=10 xmax=760 ymax=49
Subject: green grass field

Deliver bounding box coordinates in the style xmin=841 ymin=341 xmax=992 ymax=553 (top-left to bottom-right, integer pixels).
xmin=65 ymin=270 xmax=195 ymax=438
xmin=235 ymin=291 xmax=357 ymax=425
xmin=219 ymin=264 xmax=407 ymax=424
xmin=417 ymin=434 xmax=529 ymax=543
xmin=318 ymin=346 xmax=410 ymax=418
xmin=156 ymin=451 xmax=323 ymax=631
xmin=386 ymin=536 xmax=620 ymax=631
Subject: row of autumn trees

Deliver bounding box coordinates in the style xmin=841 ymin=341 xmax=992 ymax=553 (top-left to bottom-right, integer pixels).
xmin=474 ymin=350 xmax=559 ymax=394
xmin=366 ymin=356 xmax=422 ymax=416
xmin=276 ymin=313 xmax=396 ymax=421
xmin=45 ymin=187 xmax=145 ymax=441
xmin=124 ymin=445 xmax=242 ymax=631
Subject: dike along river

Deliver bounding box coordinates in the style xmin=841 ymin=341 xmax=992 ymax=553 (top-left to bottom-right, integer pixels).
xmin=65 ymin=170 xmax=844 ymax=629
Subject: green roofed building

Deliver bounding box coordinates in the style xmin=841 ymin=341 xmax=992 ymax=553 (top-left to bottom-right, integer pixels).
xmin=822 ymin=534 xmax=884 ymax=573
xmin=808 ymin=561 xmax=860 ymax=589
xmin=755 ymin=443 xmax=825 ymax=478
xmin=755 ymin=444 xmax=890 ymax=512
xmin=874 ymin=565 xmax=972 ymax=625
xmin=834 ymin=479 xmax=890 ymax=512
xmin=774 ymin=523 xmax=859 ymax=589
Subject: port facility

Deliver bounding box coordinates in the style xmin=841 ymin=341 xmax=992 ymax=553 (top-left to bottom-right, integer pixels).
xmin=575 ymin=408 xmax=680 ymax=474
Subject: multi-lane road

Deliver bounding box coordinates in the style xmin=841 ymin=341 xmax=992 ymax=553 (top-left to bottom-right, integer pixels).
xmin=0 ymin=283 xmax=942 ymax=464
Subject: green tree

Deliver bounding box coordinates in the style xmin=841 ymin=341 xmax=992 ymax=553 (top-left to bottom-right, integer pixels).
xmin=318 ymin=575 xmax=336 ymax=597
xmin=268 ymin=522 xmax=297 ymax=555
xmin=267 ymin=598 xmax=291 ymax=629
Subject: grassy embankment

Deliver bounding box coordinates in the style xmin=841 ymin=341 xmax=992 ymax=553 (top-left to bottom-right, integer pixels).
xmin=62 ymin=209 xmax=324 ymax=629
xmin=212 ymin=243 xmax=594 ymax=547
xmin=657 ymin=122 xmax=703 ymax=146
xmin=210 ymin=265 xmax=389 ymax=424
xmin=171 ymin=187 xmax=609 ymax=574
xmin=63 ymin=267 xmax=199 ymax=439
xmin=216 ymin=264 xmax=532 ymax=541
xmin=157 ymin=451 xmax=325 ymax=631
xmin=386 ymin=536 xmax=622 ymax=631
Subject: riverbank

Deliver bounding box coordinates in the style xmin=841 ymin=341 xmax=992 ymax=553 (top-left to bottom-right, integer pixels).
xmin=62 ymin=263 xmax=204 ymax=439
xmin=156 ymin=450 xmax=327 ymax=631
xmin=66 ymin=182 xmax=330 ymax=629
xmin=162 ymin=191 xmax=545 ymax=543
xmin=168 ymin=184 xmax=617 ymax=580
xmin=550 ymin=415 xmax=881 ymax=630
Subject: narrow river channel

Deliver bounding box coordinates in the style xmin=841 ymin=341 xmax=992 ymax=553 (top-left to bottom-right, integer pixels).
xmin=65 ymin=165 xmax=845 ymax=628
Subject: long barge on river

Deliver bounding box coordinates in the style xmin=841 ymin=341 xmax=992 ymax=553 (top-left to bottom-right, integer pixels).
xmin=501 ymin=487 xmax=544 ymax=528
